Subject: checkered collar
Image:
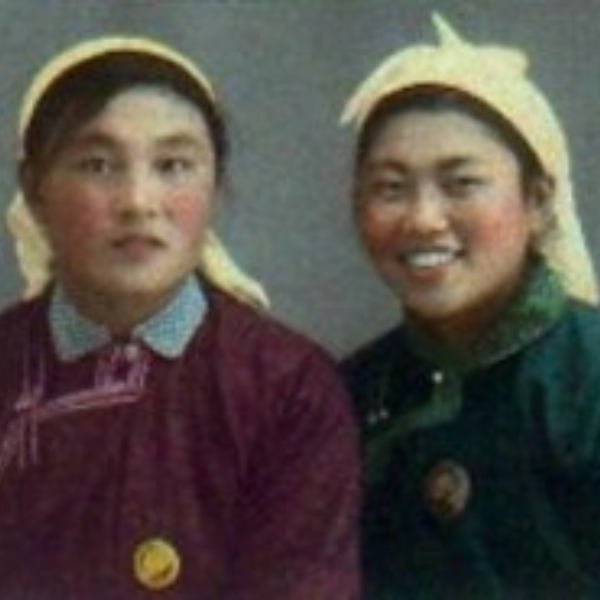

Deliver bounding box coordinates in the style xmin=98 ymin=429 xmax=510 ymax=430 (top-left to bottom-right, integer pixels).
xmin=49 ymin=277 xmax=207 ymax=362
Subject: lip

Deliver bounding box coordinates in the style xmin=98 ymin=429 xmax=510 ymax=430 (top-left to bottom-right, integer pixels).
xmin=112 ymin=233 xmax=166 ymax=258
xmin=397 ymin=246 xmax=464 ymax=280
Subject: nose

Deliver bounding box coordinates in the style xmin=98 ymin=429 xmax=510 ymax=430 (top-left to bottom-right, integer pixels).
xmin=403 ymin=184 xmax=448 ymax=234
xmin=117 ymin=168 xmax=159 ymax=219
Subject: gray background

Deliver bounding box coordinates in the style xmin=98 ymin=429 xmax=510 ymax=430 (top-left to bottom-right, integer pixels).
xmin=0 ymin=0 xmax=598 ymax=357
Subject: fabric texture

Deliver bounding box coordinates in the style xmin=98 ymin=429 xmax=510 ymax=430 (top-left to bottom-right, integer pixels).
xmin=342 ymin=261 xmax=600 ymax=599
xmin=17 ymin=36 xmax=216 ymax=138
xmin=49 ymin=276 xmax=206 ymax=361
xmin=0 ymin=285 xmax=360 ymax=600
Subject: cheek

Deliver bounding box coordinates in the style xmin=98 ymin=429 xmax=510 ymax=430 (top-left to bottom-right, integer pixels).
xmin=169 ymin=192 xmax=214 ymax=236
xmin=45 ymin=201 xmax=111 ymax=250
xmin=357 ymin=207 xmax=401 ymax=256
xmin=35 ymin=177 xmax=111 ymax=243
xmin=72 ymin=204 xmax=109 ymax=231
xmin=472 ymin=202 xmax=532 ymax=252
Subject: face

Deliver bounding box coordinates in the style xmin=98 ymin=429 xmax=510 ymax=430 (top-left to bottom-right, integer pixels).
xmin=27 ymin=86 xmax=217 ymax=330
xmin=355 ymin=109 xmax=543 ymax=343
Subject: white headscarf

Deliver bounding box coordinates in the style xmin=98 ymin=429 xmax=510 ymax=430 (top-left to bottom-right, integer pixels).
xmin=7 ymin=36 xmax=269 ymax=309
xmin=341 ymin=14 xmax=598 ymax=305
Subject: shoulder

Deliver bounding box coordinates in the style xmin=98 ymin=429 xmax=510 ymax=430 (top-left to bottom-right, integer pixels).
xmin=0 ymin=296 xmax=45 ymax=344
xmin=557 ymin=299 xmax=600 ymax=345
xmin=527 ymin=299 xmax=600 ymax=373
xmin=494 ymin=298 xmax=600 ymax=401
xmin=200 ymin=288 xmax=345 ymax=399
xmin=208 ymin=288 xmax=333 ymax=362
xmin=198 ymin=289 xmax=355 ymax=431
xmin=532 ymin=298 xmax=600 ymax=401
xmin=520 ymin=299 xmax=600 ymax=462
xmin=0 ymin=296 xmax=47 ymax=386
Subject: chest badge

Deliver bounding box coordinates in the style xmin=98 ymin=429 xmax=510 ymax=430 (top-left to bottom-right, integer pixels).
xmin=133 ymin=537 xmax=181 ymax=590
xmin=423 ymin=459 xmax=472 ymax=521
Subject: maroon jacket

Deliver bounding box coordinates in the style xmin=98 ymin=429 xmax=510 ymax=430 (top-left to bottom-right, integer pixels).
xmin=0 ymin=288 xmax=360 ymax=599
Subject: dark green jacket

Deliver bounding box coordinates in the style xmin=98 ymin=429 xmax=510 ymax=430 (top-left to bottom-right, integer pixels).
xmin=343 ymin=264 xmax=600 ymax=599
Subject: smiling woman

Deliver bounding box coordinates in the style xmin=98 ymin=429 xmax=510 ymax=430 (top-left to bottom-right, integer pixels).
xmin=0 ymin=36 xmax=359 ymax=600
xmin=341 ymin=14 xmax=600 ymax=600
xmin=353 ymin=92 xmax=548 ymax=345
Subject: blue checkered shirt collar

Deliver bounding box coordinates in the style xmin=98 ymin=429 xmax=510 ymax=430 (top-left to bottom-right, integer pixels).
xmin=49 ymin=277 xmax=207 ymax=362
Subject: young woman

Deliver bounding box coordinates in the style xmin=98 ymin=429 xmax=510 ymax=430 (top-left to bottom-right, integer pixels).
xmin=341 ymin=15 xmax=600 ymax=599
xmin=0 ymin=36 xmax=359 ymax=599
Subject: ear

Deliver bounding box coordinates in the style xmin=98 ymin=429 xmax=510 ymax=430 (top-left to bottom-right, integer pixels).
xmin=18 ymin=160 xmax=46 ymax=226
xmin=527 ymin=175 xmax=555 ymax=245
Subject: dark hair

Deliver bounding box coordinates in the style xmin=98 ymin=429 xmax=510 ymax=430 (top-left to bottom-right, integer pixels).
xmin=23 ymin=50 xmax=228 ymax=180
xmin=355 ymin=85 xmax=546 ymax=190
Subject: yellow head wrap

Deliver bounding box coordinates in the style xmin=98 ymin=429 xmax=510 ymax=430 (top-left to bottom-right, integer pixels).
xmin=341 ymin=14 xmax=598 ymax=305
xmin=7 ymin=35 xmax=269 ymax=309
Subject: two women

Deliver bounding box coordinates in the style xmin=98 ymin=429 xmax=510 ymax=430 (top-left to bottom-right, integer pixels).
xmin=2 ymin=15 xmax=599 ymax=600
xmin=342 ymin=15 xmax=600 ymax=599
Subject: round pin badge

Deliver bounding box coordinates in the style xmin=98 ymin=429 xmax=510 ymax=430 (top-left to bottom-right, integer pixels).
xmin=423 ymin=459 xmax=472 ymax=522
xmin=133 ymin=537 xmax=181 ymax=590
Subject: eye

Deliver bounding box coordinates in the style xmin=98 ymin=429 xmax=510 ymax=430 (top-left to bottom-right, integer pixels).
xmin=156 ymin=156 xmax=196 ymax=178
xmin=361 ymin=176 xmax=412 ymax=205
xmin=442 ymin=175 xmax=485 ymax=199
xmin=73 ymin=155 xmax=118 ymax=176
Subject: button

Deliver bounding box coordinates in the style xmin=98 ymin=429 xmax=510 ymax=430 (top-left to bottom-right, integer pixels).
xmin=367 ymin=407 xmax=391 ymax=427
xmin=133 ymin=537 xmax=181 ymax=590
xmin=124 ymin=343 xmax=141 ymax=362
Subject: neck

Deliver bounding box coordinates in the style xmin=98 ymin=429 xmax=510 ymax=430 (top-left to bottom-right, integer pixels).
xmin=59 ymin=284 xmax=181 ymax=336
xmin=409 ymin=308 xmax=498 ymax=352
xmin=408 ymin=271 xmax=526 ymax=354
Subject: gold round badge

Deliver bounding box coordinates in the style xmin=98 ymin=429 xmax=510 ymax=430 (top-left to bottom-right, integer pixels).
xmin=133 ymin=537 xmax=181 ymax=590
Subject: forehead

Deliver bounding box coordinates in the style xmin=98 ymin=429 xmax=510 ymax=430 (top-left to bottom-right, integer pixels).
xmin=69 ymin=86 xmax=211 ymax=145
xmin=364 ymin=109 xmax=518 ymax=167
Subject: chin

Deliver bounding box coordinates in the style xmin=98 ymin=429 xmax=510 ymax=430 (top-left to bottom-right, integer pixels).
xmin=94 ymin=275 xmax=172 ymax=301
xmin=402 ymin=292 xmax=466 ymax=321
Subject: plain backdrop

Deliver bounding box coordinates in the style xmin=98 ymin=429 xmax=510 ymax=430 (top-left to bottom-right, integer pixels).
xmin=0 ymin=0 xmax=599 ymax=357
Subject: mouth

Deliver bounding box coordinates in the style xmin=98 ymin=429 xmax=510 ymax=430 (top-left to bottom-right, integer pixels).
xmin=112 ymin=234 xmax=166 ymax=257
xmin=400 ymin=246 xmax=463 ymax=268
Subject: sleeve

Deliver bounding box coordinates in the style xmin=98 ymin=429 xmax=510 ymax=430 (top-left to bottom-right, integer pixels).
xmin=546 ymin=382 xmax=600 ymax=596
xmin=225 ymin=346 xmax=361 ymax=600
xmin=535 ymin=317 xmax=600 ymax=597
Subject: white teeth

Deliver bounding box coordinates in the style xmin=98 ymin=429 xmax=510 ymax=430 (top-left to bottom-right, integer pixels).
xmin=403 ymin=249 xmax=458 ymax=268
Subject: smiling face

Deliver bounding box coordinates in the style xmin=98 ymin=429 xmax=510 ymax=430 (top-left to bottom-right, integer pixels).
xmin=26 ymin=86 xmax=217 ymax=332
xmin=355 ymin=108 xmax=543 ymax=344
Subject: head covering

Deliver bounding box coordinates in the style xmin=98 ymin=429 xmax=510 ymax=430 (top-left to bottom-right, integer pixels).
xmin=7 ymin=35 xmax=269 ymax=309
xmin=341 ymin=14 xmax=598 ymax=305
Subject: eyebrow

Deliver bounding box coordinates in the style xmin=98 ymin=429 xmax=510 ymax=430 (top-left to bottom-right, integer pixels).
xmin=67 ymin=131 xmax=211 ymax=154
xmin=437 ymin=157 xmax=483 ymax=173
xmin=154 ymin=133 xmax=212 ymax=153
xmin=66 ymin=132 xmax=116 ymax=151
xmin=363 ymin=155 xmax=483 ymax=174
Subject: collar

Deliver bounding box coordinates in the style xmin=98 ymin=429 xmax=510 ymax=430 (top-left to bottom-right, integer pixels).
xmin=49 ymin=277 xmax=207 ymax=362
xmin=406 ymin=258 xmax=567 ymax=372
